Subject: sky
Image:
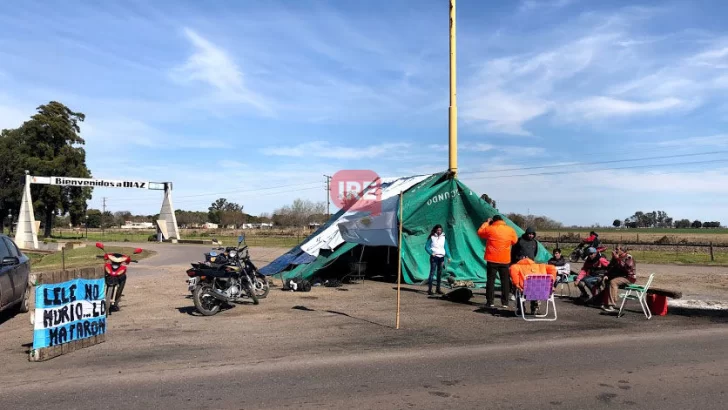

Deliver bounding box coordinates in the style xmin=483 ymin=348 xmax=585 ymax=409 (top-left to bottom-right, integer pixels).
xmin=2 ymin=0 xmax=728 ymax=227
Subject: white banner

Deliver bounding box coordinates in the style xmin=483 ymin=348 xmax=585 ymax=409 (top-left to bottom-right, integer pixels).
xmin=30 ymin=176 xmax=150 ymax=189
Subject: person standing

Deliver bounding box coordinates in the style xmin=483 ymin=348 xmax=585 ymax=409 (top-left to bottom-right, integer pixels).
xmin=512 ymin=226 xmax=539 ymax=261
xmin=424 ymin=224 xmax=451 ymax=295
xmin=477 ymin=215 xmax=518 ymax=308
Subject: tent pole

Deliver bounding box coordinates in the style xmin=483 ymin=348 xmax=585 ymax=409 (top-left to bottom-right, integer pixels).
xmin=396 ymin=191 xmax=403 ymax=329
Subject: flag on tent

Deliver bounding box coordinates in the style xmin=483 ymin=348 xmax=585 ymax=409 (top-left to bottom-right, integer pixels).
xmin=259 ymin=171 xmax=552 ymax=285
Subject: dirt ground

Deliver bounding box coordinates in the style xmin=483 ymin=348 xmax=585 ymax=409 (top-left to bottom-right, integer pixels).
xmin=1 ymin=245 xmax=727 ymax=380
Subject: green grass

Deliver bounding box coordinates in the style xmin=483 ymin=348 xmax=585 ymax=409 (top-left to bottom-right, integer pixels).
xmin=25 ymin=245 xmax=156 ymax=271
xmin=555 ymin=246 xmax=728 ymax=266
xmin=542 ymin=228 xmax=728 ymax=235
xmin=50 ymin=230 xmax=303 ymax=248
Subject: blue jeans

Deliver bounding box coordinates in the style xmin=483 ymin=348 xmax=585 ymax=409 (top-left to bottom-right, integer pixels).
xmin=429 ymin=256 xmax=445 ymax=292
xmin=578 ymin=275 xmax=603 ymax=298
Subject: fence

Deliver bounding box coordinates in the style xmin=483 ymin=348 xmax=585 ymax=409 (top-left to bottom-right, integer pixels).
xmin=539 ymin=240 xmax=728 ymax=264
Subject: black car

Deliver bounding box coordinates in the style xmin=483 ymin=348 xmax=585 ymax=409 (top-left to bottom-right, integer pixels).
xmin=0 ymin=234 xmax=31 ymax=314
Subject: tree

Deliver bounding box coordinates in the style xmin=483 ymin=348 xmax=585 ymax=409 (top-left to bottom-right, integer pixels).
xmin=7 ymin=102 xmax=93 ymax=237
xmin=674 ymin=219 xmax=691 ymax=229
xmin=692 ymin=220 xmax=702 ymax=229
xmin=272 ymin=199 xmax=327 ymax=227
xmin=113 ymin=211 xmax=133 ymax=227
xmin=0 ymin=129 xmax=25 ymax=228
xmin=505 ymin=213 xmax=563 ymax=230
xmin=208 ymin=198 xmax=229 ymax=224
xmin=220 ymin=202 xmax=245 ymax=228
xmin=86 ymin=209 xmax=102 ymax=228
xmin=613 ymin=219 xmax=621 ymax=228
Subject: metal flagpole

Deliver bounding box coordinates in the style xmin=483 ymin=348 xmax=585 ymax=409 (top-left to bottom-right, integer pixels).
xmin=396 ymin=191 xmax=403 ymax=329
xmin=448 ymin=0 xmax=458 ymax=178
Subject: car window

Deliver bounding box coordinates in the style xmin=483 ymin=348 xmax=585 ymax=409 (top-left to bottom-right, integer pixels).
xmin=2 ymin=238 xmax=19 ymax=258
xmin=0 ymin=239 xmax=10 ymax=260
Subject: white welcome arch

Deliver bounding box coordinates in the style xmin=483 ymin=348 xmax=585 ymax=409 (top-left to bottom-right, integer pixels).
xmin=14 ymin=171 xmax=180 ymax=249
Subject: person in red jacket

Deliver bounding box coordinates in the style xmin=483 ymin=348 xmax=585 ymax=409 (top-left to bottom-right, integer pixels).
xmin=575 ymin=247 xmax=609 ymax=303
xmin=477 ymin=215 xmax=518 ymax=309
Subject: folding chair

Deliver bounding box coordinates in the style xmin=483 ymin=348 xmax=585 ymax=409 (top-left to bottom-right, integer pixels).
xmin=617 ymin=273 xmax=655 ymax=320
xmin=515 ymin=274 xmax=557 ymax=321
xmin=554 ymin=269 xmax=574 ymax=297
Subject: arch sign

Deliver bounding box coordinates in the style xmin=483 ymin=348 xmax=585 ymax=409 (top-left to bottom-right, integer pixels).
xmin=15 ymin=172 xmax=180 ymax=249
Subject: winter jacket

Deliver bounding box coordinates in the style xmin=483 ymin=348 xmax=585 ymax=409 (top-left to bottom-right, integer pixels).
xmin=509 ymin=258 xmax=557 ymax=291
xmin=582 ymin=234 xmax=601 ymax=249
xmin=548 ymin=256 xmax=567 ymax=267
xmin=513 ymin=227 xmax=538 ymax=262
xmin=425 ymin=234 xmax=451 ymax=258
xmin=608 ymin=253 xmax=636 ymax=283
xmin=576 ymin=254 xmax=610 ymax=282
xmin=477 ymin=220 xmax=518 ymax=264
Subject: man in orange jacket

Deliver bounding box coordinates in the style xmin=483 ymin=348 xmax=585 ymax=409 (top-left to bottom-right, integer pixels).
xmin=510 ymin=255 xmax=557 ymax=314
xmin=477 ymin=215 xmax=518 ymax=308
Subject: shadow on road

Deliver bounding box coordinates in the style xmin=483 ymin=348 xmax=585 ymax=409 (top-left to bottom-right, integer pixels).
xmin=290 ymin=305 xmax=392 ymax=328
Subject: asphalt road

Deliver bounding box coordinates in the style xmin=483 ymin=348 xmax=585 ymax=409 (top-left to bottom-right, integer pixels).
xmin=2 ymin=241 xmax=727 ymax=409
xmin=2 ymin=327 xmax=727 ymax=409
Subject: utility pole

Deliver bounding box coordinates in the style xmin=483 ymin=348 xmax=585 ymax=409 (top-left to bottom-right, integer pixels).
xmin=448 ymin=0 xmax=458 ymax=178
xmin=324 ymin=175 xmax=332 ymax=218
xmin=102 ymin=197 xmax=107 ymax=239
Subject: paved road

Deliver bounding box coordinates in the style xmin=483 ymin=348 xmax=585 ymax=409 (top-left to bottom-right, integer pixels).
xmin=2 ymin=241 xmax=727 ymax=409
xmin=2 ymin=327 xmax=727 ymax=409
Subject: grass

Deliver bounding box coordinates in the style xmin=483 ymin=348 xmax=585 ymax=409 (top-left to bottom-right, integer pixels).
xmin=555 ymin=246 xmax=728 ymax=266
xmin=24 ymin=245 xmax=156 ymax=271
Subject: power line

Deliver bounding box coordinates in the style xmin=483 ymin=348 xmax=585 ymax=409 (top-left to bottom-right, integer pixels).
xmin=465 ymin=158 xmax=728 ymax=181
xmin=458 ymin=150 xmax=728 ymax=176
xmin=110 ymin=180 xmax=323 ymax=204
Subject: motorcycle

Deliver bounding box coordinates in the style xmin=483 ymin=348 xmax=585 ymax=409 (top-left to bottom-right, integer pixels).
xmin=95 ymin=242 xmax=143 ymax=314
xmin=186 ymin=239 xmax=269 ymax=299
xmin=186 ymin=234 xmax=268 ymax=316
xmin=569 ymin=242 xmax=608 ymax=262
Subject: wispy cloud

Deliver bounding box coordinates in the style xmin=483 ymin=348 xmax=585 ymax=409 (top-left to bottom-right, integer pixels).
xmin=170 ymin=28 xmax=272 ymax=114
xmin=519 ymin=0 xmax=576 ymax=13
xmin=260 ymin=141 xmax=412 ymax=159
xmin=557 ymin=96 xmax=688 ymax=121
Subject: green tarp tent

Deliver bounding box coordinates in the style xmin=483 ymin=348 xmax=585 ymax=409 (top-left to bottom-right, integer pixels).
xmin=259 ymin=172 xmax=552 ymax=285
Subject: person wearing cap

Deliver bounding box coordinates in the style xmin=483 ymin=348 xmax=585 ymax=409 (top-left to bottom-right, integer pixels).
xmin=574 ymin=246 xmax=609 ymax=303
xmin=477 ymin=214 xmax=518 ymax=309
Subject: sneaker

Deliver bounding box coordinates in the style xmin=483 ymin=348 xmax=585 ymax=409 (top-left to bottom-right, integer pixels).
xmin=601 ymin=305 xmax=616 ymax=313
xmin=436 ymin=289 xmax=444 ymax=295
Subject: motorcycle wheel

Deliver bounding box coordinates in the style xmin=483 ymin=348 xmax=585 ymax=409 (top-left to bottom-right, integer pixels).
xmin=254 ymin=275 xmax=270 ymax=299
xmin=193 ymin=284 xmax=222 ymax=316
xmin=105 ymin=283 xmax=117 ymax=316
xmin=569 ymin=250 xmax=581 ymax=263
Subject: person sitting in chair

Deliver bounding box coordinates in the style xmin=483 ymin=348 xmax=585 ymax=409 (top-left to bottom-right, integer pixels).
xmin=600 ymin=246 xmax=637 ymax=313
xmin=509 ymin=255 xmax=557 ymax=315
xmin=575 ymin=247 xmax=609 ymax=304
xmin=548 ymin=248 xmax=571 ymax=289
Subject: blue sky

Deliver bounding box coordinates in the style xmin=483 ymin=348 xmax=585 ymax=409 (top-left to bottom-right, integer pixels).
xmin=2 ymin=0 xmax=728 ymax=227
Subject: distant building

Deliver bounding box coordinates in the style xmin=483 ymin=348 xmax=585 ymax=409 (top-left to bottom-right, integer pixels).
xmin=202 ymin=222 xmax=218 ymax=229
xmin=121 ymin=221 xmax=154 ymax=229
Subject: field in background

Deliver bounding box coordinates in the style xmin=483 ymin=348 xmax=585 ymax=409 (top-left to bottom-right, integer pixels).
xmin=42 ymin=227 xmax=728 ymax=266
xmin=26 ymin=246 xmax=156 ymax=271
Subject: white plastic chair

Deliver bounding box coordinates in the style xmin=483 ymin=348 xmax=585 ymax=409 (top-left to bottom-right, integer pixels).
xmin=617 ymin=273 xmax=655 ymax=320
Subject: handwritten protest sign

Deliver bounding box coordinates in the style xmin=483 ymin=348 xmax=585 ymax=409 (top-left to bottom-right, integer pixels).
xmin=33 ymin=277 xmax=106 ymax=349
